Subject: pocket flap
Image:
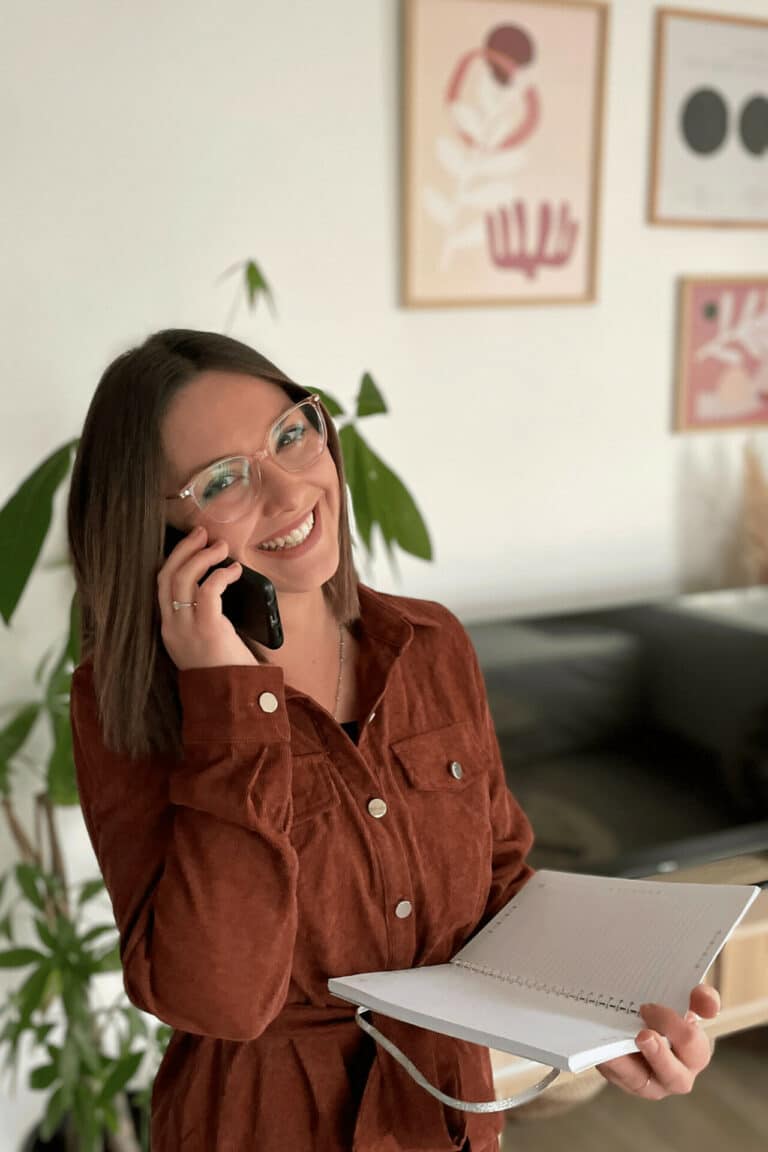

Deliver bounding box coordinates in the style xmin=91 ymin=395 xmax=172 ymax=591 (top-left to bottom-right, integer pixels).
xmin=291 ymin=754 xmax=339 ymax=823
xmin=391 ymin=721 xmax=480 ymax=791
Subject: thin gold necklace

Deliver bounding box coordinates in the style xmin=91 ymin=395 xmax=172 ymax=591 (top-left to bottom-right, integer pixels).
xmin=333 ymin=623 xmax=346 ymax=719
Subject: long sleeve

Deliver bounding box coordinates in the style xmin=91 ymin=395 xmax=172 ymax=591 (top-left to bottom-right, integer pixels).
xmin=70 ymin=662 xmax=299 ymax=1041
xmin=464 ymin=630 xmax=535 ymax=927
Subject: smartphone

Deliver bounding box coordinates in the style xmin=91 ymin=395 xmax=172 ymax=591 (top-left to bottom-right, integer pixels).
xmin=163 ymin=525 xmax=284 ymax=649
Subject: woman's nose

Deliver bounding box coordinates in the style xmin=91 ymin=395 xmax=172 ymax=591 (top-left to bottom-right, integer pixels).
xmin=256 ymin=457 xmax=305 ymax=516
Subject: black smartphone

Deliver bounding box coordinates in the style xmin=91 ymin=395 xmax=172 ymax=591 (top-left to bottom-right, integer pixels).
xmin=163 ymin=525 xmax=284 ymax=649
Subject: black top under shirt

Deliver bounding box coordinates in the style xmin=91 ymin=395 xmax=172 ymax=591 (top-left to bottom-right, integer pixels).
xmin=341 ymin=720 xmax=360 ymax=744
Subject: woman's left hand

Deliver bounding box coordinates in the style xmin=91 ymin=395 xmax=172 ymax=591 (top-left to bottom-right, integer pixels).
xmin=596 ymin=984 xmax=720 ymax=1100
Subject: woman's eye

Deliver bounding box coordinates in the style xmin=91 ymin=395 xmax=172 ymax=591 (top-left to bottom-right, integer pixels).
xmin=276 ymin=423 xmax=306 ymax=450
xmin=202 ymin=472 xmax=237 ymax=500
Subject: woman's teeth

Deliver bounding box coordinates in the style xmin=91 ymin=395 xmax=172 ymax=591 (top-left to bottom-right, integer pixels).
xmin=257 ymin=511 xmax=315 ymax=551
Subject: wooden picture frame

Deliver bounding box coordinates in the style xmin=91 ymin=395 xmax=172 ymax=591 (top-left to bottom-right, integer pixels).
xmin=401 ymin=0 xmax=609 ymax=307
xmin=675 ymin=276 xmax=768 ymax=432
xmin=650 ymin=8 xmax=768 ymax=228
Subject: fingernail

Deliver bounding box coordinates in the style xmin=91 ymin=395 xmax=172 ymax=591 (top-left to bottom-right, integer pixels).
xmin=685 ymin=1011 xmax=698 ymax=1024
xmin=638 ymin=1033 xmax=658 ymax=1053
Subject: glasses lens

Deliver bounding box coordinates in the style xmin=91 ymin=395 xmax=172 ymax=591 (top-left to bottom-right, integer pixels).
xmin=195 ymin=458 xmax=254 ymax=523
xmin=270 ymin=401 xmax=326 ymax=472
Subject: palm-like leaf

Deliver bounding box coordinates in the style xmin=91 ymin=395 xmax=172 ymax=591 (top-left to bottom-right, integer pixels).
xmin=0 ymin=441 xmax=77 ymax=624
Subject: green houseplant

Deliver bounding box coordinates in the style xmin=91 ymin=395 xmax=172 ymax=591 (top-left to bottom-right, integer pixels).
xmin=0 ymin=263 xmax=431 ymax=1151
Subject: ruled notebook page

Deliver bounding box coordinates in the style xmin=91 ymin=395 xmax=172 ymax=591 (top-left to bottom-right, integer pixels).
xmin=452 ymin=871 xmax=758 ymax=1020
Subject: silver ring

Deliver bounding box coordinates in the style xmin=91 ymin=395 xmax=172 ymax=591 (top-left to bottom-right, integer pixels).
xmin=172 ymin=600 xmax=197 ymax=611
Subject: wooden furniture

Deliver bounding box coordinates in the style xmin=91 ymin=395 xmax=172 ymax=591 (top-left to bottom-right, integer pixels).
xmin=490 ymin=855 xmax=768 ymax=1111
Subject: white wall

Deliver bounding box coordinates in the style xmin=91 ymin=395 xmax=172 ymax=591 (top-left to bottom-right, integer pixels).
xmin=2 ymin=0 xmax=767 ymax=1144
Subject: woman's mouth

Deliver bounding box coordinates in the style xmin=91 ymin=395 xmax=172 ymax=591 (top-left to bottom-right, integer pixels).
xmin=254 ymin=505 xmax=320 ymax=557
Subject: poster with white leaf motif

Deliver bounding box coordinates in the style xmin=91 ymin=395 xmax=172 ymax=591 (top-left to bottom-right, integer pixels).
xmin=402 ymin=0 xmax=607 ymax=306
xmin=676 ymin=278 xmax=768 ymax=431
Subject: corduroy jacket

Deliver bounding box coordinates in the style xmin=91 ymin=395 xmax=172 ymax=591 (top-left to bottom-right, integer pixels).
xmin=70 ymin=584 xmax=534 ymax=1151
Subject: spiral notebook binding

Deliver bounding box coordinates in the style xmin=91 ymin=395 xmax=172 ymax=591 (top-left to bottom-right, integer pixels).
xmin=450 ymin=958 xmax=640 ymax=1017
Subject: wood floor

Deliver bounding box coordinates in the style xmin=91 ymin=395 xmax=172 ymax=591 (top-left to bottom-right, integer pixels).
xmin=501 ymin=1028 xmax=768 ymax=1152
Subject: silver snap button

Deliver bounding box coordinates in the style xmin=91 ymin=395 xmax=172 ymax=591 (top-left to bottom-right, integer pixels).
xmin=367 ymin=798 xmax=387 ymax=819
xmin=258 ymin=691 xmax=279 ymax=714
xmin=395 ymin=900 xmax=412 ymax=919
xmin=449 ymin=761 xmax=463 ymax=780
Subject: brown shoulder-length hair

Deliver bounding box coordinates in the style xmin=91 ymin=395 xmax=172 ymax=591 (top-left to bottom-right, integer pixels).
xmin=67 ymin=329 xmax=359 ymax=760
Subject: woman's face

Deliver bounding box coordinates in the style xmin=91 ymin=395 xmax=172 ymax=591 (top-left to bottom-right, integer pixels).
xmin=161 ymin=371 xmax=341 ymax=597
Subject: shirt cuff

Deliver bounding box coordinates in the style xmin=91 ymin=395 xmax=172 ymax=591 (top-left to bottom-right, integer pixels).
xmin=178 ymin=664 xmax=292 ymax=745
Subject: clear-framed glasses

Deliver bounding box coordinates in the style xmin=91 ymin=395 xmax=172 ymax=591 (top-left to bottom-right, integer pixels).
xmin=164 ymin=394 xmax=327 ymax=524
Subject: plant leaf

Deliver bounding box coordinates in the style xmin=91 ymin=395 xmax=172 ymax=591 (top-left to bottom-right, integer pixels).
xmin=339 ymin=426 xmax=372 ymax=552
xmin=313 ymin=388 xmax=345 ymax=419
xmin=80 ymin=923 xmax=116 ymax=945
xmin=356 ymin=373 xmax=387 ymax=419
xmin=47 ymin=710 xmax=77 ymax=806
xmin=73 ymin=1080 xmax=99 ymax=1152
xmin=30 ymin=1061 xmax=59 ymax=1090
xmin=350 ymin=436 xmax=433 ymax=563
xmin=0 ymin=440 xmax=77 ymax=624
xmin=15 ymin=864 xmax=45 ymax=910
xmin=243 ymin=260 xmax=276 ymax=317
xmin=94 ymin=943 xmax=122 ymax=972
xmin=98 ymin=1049 xmax=143 ymax=1104
xmin=39 ymin=1085 xmax=67 ymax=1141
xmin=17 ymin=961 xmax=53 ymax=1027
xmin=34 ymin=918 xmax=58 ymax=953
xmin=0 ymin=947 xmax=45 ymax=968
xmin=77 ymin=878 xmax=106 ymax=907
xmin=0 ymin=703 xmax=40 ymax=795
xmin=72 ymin=1023 xmax=102 ymax=1075
xmin=59 ymin=1033 xmax=80 ymax=1091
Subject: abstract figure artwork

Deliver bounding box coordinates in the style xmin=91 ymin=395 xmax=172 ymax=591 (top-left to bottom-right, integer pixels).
xmin=402 ymin=0 xmax=608 ymax=306
xmin=650 ymin=9 xmax=768 ymax=227
xmin=676 ymin=278 xmax=768 ymax=431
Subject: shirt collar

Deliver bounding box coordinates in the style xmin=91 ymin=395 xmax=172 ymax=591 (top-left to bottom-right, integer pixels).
xmin=356 ymin=583 xmax=440 ymax=650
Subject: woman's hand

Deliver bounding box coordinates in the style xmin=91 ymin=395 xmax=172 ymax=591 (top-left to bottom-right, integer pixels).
xmin=596 ymin=984 xmax=719 ymax=1100
xmin=158 ymin=525 xmax=258 ymax=670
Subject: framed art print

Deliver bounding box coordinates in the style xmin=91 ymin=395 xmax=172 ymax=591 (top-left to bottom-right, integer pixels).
xmin=402 ymin=0 xmax=609 ymax=306
xmin=650 ymin=8 xmax=768 ymax=227
xmin=676 ymin=277 xmax=768 ymax=431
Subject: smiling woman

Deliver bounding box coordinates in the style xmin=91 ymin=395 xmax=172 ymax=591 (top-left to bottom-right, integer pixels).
xmin=62 ymin=328 xmax=717 ymax=1152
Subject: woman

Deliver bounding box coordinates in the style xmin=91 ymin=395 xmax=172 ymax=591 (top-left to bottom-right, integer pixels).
xmin=67 ymin=329 xmax=718 ymax=1151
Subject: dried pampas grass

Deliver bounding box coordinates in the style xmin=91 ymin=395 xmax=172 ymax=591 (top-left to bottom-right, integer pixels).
xmin=742 ymin=441 xmax=768 ymax=585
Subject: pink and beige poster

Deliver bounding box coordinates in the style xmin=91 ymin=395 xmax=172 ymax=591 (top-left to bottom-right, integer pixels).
xmin=676 ymin=278 xmax=768 ymax=431
xmin=402 ymin=0 xmax=608 ymax=307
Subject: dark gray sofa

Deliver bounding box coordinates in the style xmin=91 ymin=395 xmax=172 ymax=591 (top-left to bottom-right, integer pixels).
xmin=466 ymin=589 xmax=768 ymax=877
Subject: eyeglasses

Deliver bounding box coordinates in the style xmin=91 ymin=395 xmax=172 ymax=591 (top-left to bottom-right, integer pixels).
xmin=164 ymin=394 xmax=327 ymax=524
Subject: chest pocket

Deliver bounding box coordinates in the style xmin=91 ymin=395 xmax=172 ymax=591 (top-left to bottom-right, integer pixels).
xmin=291 ymin=753 xmax=339 ymax=825
xmin=390 ymin=720 xmax=485 ymax=793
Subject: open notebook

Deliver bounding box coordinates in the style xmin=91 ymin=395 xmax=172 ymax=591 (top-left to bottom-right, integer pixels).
xmin=329 ymin=870 xmax=759 ymax=1075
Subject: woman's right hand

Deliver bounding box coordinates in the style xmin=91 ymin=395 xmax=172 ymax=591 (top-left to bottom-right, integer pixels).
xmin=158 ymin=525 xmax=259 ymax=670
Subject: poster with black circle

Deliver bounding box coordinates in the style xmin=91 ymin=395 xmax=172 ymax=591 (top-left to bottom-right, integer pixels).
xmin=650 ymin=8 xmax=768 ymax=226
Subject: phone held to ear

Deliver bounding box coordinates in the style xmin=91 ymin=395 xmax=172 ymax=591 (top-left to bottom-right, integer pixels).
xmin=163 ymin=525 xmax=284 ymax=649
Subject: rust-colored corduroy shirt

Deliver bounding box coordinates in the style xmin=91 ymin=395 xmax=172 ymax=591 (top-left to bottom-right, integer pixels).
xmin=70 ymin=585 xmax=534 ymax=1151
